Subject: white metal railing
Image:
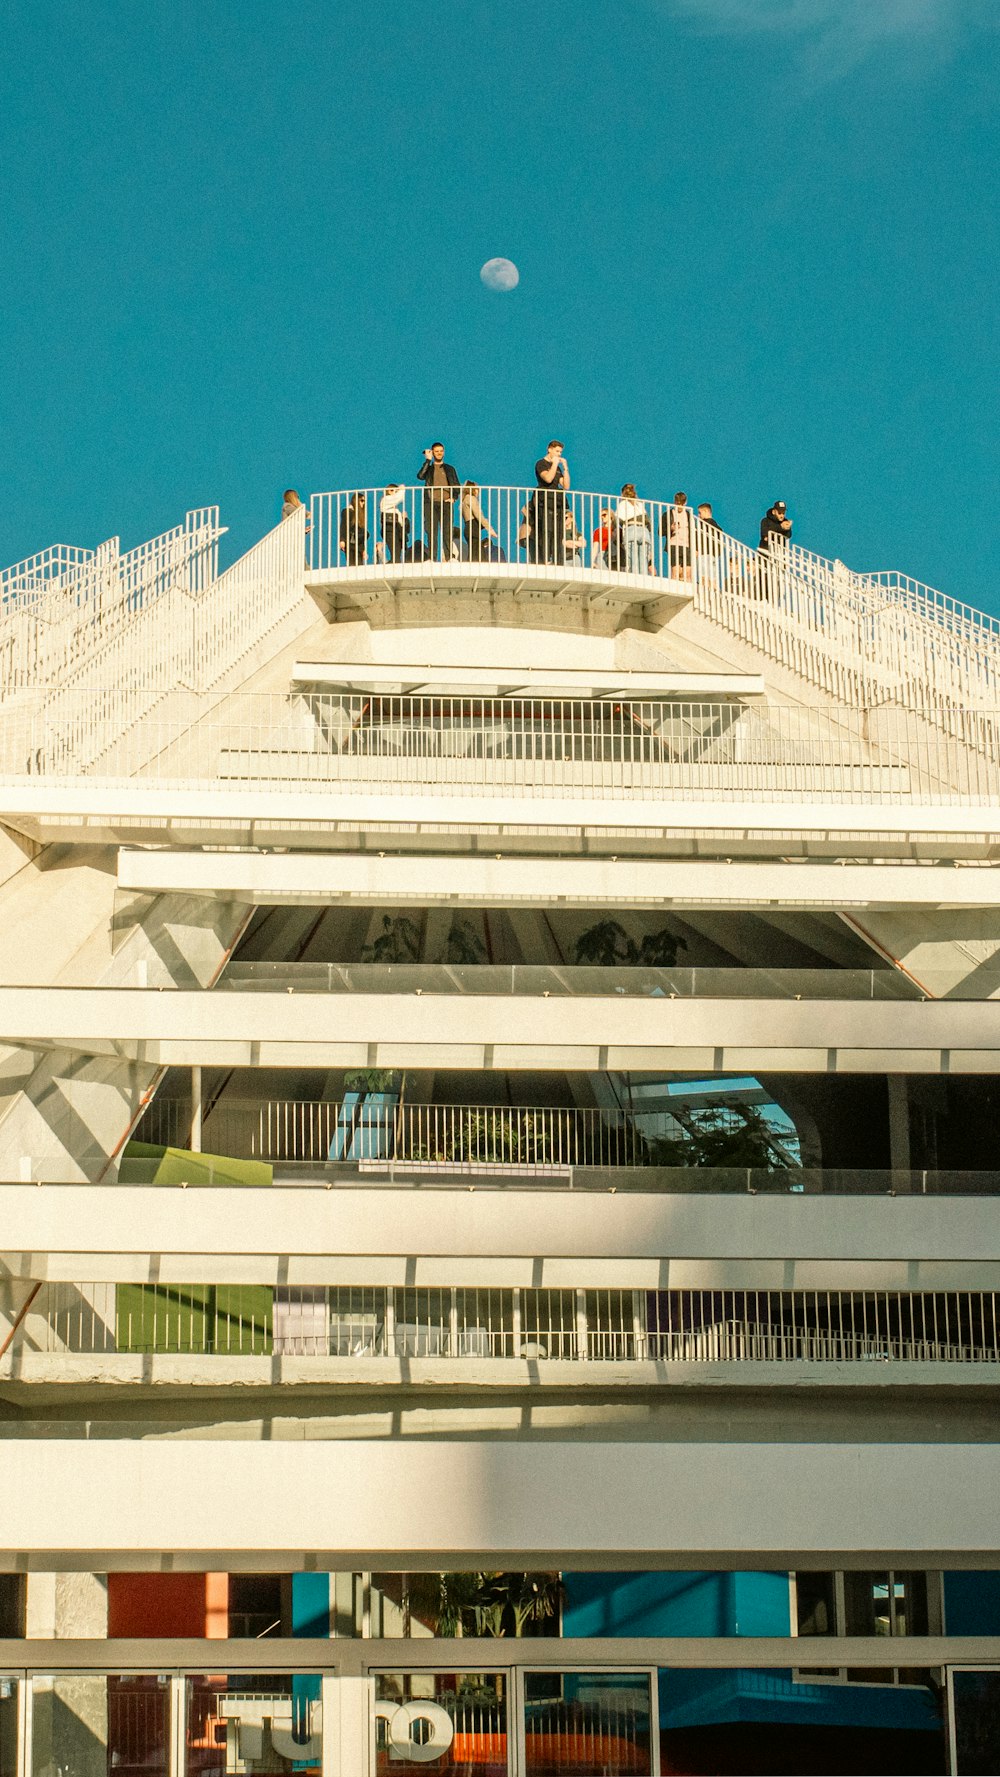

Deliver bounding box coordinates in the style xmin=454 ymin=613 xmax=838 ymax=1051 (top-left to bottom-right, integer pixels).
xmin=309 ymin=483 xmax=749 ymax=589
xmin=0 ymin=540 xmax=99 ymax=608
xmin=139 ymin=1097 xmax=648 ymax=1168
xmin=1 ymin=687 xmax=997 ymax=805
xmin=13 ymin=1283 xmax=1000 ymax=1367
xmin=309 ymin=483 xmax=1000 ymax=743
xmin=0 ymin=510 xmax=224 ymax=697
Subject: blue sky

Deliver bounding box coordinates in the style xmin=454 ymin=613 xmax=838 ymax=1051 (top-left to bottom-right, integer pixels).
xmin=1 ymin=0 xmax=997 ymax=606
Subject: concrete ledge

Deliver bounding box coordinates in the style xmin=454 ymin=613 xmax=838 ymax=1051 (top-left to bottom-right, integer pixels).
xmin=2 ymin=1438 xmax=1000 ymax=1566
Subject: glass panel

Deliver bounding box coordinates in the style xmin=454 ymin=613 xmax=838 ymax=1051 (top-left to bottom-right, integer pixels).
xmin=32 ymin=1676 xmax=169 ymax=1777
xmin=893 ymin=1571 xmax=929 ymax=1637
xmin=794 ymin=1571 xmax=837 ymax=1636
xmin=842 ymin=1570 xmax=891 ymax=1637
xmin=523 ymin=1671 xmax=652 ymax=1777
xmin=0 ymin=1680 xmax=17 ymax=1777
xmin=186 ymin=1676 xmax=321 ymax=1777
xmin=374 ymin=1672 xmax=507 ymax=1775
xmin=953 ymin=1670 xmax=1000 ymax=1775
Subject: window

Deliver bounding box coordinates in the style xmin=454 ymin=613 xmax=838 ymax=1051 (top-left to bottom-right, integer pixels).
xmin=792 ymin=1570 xmax=941 ymax=1686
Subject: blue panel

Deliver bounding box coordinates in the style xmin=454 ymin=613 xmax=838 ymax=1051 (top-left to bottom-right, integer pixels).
xmin=563 ymin=1574 xmax=939 ymax=1736
xmin=733 ymin=1572 xmax=791 ymax=1636
xmin=563 ymin=1571 xmax=735 ymax=1637
xmin=291 ymin=1572 xmax=330 ymax=1638
xmin=944 ymin=1571 xmax=1000 ymax=1634
xmin=660 ymin=1667 xmax=941 ymax=1734
xmin=563 ymin=1571 xmax=787 ymax=1638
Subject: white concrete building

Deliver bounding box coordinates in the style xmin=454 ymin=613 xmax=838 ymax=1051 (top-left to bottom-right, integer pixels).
xmin=1 ymin=483 xmax=999 ymax=1773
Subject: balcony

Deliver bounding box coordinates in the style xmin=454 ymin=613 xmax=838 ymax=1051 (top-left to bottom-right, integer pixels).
xmin=2 ymin=689 xmax=996 ymax=808
xmin=121 ymin=1096 xmax=1000 ymax=1193
xmin=4 ymin=1283 xmax=999 ymax=1388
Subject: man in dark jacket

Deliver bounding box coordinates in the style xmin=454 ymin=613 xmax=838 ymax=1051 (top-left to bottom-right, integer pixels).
xmin=759 ymin=500 xmax=792 ymax=552
xmin=757 ymin=500 xmax=792 ymax=598
xmin=417 ymin=443 xmax=459 ymax=561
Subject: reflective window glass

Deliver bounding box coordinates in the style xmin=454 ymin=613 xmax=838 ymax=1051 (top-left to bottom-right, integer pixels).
xmin=953 ymin=1669 xmax=1000 ymax=1775
xmin=0 ymin=1680 xmax=17 ymax=1777
xmin=186 ymin=1676 xmax=321 ymax=1777
xmin=32 ymin=1676 xmax=169 ymax=1777
xmin=374 ymin=1672 xmax=506 ymax=1775
xmin=523 ymin=1670 xmax=653 ymax=1776
xmin=794 ymin=1571 xmax=836 ymax=1636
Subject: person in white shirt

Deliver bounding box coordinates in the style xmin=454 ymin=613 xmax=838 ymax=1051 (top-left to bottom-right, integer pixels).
xmin=378 ymin=485 xmax=410 ymax=563
xmin=667 ymin=491 xmax=693 ymax=582
xmin=615 ymin=483 xmax=652 ymax=576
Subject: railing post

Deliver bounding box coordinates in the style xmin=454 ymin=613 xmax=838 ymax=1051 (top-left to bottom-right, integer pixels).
xmin=190 ymin=1065 xmax=203 ymax=1153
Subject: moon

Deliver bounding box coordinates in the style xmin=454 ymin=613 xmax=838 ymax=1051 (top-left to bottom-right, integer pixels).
xmin=480 ymin=257 xmax=519 ymax=292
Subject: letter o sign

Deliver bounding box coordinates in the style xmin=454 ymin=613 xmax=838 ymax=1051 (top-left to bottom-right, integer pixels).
xmin=374 ymin=1700 xmax=455 ymax=1763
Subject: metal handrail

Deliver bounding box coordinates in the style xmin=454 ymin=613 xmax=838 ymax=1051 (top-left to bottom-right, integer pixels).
xmin=2 ymin=688 xmax=997 ymax=805
xmin=11 ymin=1282 xmax=1000 ymax=1367
xmin=308 ymin=483 xmax=1000 ymax=747
xmin=0 ymin=509 xmax=225 ymax=697
xmin=214 ymin=964 xmax=922 ymax=1000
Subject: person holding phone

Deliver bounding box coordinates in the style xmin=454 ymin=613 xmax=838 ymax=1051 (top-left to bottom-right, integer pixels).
xmin=417 ymin=442 xmax=459 ymax=561
xmin=530 ymin=440 xmax=570 ymax=564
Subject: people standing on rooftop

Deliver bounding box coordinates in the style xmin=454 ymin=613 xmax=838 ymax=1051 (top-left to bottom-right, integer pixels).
xmin=339 ymin=492 xmax=368 ymax=566
xmin=417 ymin=442 xmax=459 ymax=562
xmin=530 ymin=441 xmax=570 ymax=564
xmin=616 ymin=484 xmax=652 ymax=576
xmin=696 ymin=500 xmax=722 ymax=589
xmin=461 ymin=482 xmax=500 ymax=560
xmin=757 ymin=499 xmax=792 ymax=598
xmin=563 ymin=506 xmax=587 ymax=562
xmin=281 ymin=489 xmax=310 ymax=564
xmin=378 ymin=485 xmax=410 ymax=564
xmin=759 ymin=499 xmax=792 ymax=552
xmin=663 ymin=491 xmax=692 ymax=582
xmin=591 ymin=508 xmax=617 ymax=569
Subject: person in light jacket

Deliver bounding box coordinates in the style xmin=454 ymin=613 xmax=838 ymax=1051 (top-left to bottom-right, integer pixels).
xmin=616 ymin=483 xmax=652 ymax=576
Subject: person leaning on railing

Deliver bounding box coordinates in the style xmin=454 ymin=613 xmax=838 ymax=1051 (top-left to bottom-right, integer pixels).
xmin=461 ymin=481 xmax=503 ymax=560
xmin=616 ymin=483 xmax=653 ymax=575
xmin=281 ymin=489 xmax=311 ymax=566
xmin=377 ymin=484 xmax=410 ymax=564
xmin=756 ymin=499 xmax=792 ymax=598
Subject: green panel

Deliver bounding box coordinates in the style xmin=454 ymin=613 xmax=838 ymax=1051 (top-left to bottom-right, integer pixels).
xmin=116 ymin=1283 xmax=213 ymax=1352
xmin=119 ymin=1141 xmax=273 ymax=1188
xmin=116 ymin=1284 xmax=273 ymax=1354
xmin=213 ymin=1285 xmax=273 ymax=1354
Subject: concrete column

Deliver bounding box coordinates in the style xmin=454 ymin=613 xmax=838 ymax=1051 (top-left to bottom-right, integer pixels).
xmin=887 ymin=1076 xmax=911 ymax=1176
xmin=190 ymin=1067 xmax=203 ymax=1153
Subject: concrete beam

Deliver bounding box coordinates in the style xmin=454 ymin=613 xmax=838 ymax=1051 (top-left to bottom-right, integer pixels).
xmin=116 ymin=850 xmax=1000 ymax=910
xmin=289 ymin=659 xmax=766 ymax=697
xmin=1 ymin=985 xmax=1000 ymax=1070
xmin=3 ymin=786 xmax=1000 ymax=854
xmin=2 ymin=1184 xmax=998 ymax=1271
xmin=1 ymin=1437 xmax=1000 ymax=1567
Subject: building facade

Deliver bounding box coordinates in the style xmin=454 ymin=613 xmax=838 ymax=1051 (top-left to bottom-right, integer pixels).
xmin=1 ymin=483 xmax=1000 ymax=1773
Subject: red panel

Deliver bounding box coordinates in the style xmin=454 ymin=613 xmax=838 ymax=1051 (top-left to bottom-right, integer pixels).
xmin=108 ymin=1573 xmax=230 ymax=1638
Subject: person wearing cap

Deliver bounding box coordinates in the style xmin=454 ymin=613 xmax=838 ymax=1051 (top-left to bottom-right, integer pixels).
xmin=757 ymin=499 xmax=792 ymax=598
xmin=417 ymin=442 xmax=459 ymax=562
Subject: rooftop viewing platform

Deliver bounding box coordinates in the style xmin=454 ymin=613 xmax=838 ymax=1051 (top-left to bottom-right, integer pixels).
xmin=3 ymin=481 xmax=1000 ymax=851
